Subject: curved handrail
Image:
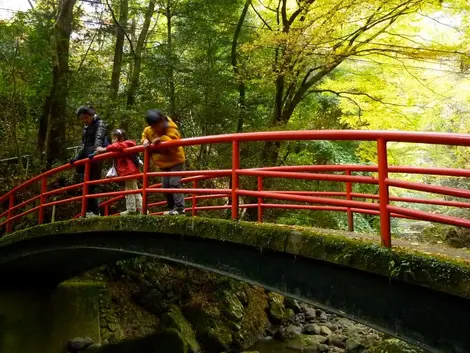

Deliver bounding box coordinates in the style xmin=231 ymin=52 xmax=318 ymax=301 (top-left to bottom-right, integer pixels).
xmin=2 ymin=129 xmax=470 ymax=248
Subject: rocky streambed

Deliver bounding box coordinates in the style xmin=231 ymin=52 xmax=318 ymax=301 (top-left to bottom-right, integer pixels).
xmin=254 ymin=293 xmax=423 ymax=353
xmin=71 ymin=258 xmax=423 ymax=353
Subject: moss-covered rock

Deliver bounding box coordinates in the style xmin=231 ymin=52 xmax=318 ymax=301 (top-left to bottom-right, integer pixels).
xmin=371 ymin=338 xmax=424 ymax=353
xmin=234 ymin=286 xmax=269 ymax=349
xmin=221 ymin=290 xmax=245 ymax=323
xmin=183 ymin=305 xmax=233 ymax=352
xmin=284 ymin=308 xmax=295 ymax=321
xmin=161 ymin=305 xmax=201 ymax=353
xmin=286 ymin=334 xmax=327 ymax=351
xmin=269 ymin=302 xmax=285 ymax=323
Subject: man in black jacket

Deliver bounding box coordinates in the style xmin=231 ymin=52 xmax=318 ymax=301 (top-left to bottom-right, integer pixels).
xmin=70 ymin=106 xmax=108 ymax=217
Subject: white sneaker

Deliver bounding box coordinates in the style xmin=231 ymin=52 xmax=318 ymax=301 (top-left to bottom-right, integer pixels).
xmin=86 ymin=212 xmax=100 ymax=218
xmin=163 ymin=210 xmax=185 ymax=216
xmin=120 ymin=210 xmax=138 ymax=216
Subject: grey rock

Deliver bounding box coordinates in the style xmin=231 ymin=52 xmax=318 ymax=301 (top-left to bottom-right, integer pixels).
xmin=337 ymin=318 xmax=353 ymax=329
xmin=286 ymin=325 xmax=303 ymax=338
xmin=294 ymin=313 xmax=306 ymax=323
xmin=311 ymin=335 xmax=328 ymax=344
xmin=365 ymin=333 xmax=380 ymax=346
xmin=345 ymin=338 xmax=366 ymax=353
xmin=317 ymin=310 xmax=328 ymax=322
xmin=285 ymin=297 xmax=302 ymax=313
xmin=67 ymin=337 xmax=94 ymax=352
xmin=304 ymin=308 xmax=317 ymax=321
xmin=286 ymin=334 xmax=328 ymax=351
xmin=328 ymin=334 xmax=346 ymax=348
xmin=85 ymin=344 xmax=101 ymax=353
xmin=303 ymin=324 xmax=319 ymax=335
xmin=304 ymin=343 xmax=321 ymax=353
xmin=325 ymin=322 xmax=338 ymax=332
xmin=320 ymin=326 xmax=332 ymax=336
xmin=319 ymin=344 xmax=329 ymax=352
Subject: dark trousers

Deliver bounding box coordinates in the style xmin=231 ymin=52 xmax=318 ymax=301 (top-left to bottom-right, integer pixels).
xmin=87 ymin=163 xmax=102 ymax=214
xmin=161 ymin=163 xmax=185 ymax=211
xmin=76 ymin=163 xmax=102 ymax=215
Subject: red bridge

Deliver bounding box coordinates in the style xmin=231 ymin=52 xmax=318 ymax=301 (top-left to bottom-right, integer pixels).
xmin=2 ymin=130 xmax=470 ymax=245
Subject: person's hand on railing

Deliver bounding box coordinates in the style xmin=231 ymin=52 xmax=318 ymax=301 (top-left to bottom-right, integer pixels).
xmin=143 ymin=139 xmax=150 ymax=147
xmin=152 ymin=137 xmax=161 ymax=145
xmin=88 ymin=152 xmax=97 ymax=160
xmin=69 ymin=158 xmax=77 ymax=165
xmin=95 ymin=147 xmax=107 ymax=154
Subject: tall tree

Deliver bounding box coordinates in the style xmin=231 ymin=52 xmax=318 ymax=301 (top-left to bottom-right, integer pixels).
xmin=232 ymin=0 xmax=250 ymax=133
xmin=109 ymin=0 xmax=129 ymax=113
xmin=242 ymin=0 xmax=440 ymax=165
xmin=45 ymin=0 xmax=77 ymax=167
xmin=126 ymin=0 xmax=156 ymax=107
xmin=165 ymin=0 xmax=177 ymax=118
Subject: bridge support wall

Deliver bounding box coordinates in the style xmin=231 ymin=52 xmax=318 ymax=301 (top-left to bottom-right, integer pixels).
xmin=0 ymin=283 xmax=101 ymax=353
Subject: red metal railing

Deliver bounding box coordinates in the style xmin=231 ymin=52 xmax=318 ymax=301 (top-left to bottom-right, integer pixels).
xmin=2 ymin=130 xmax=470 ymax=247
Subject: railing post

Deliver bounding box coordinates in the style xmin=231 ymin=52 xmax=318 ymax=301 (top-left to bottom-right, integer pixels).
xmin=104 ymin=204 xmax=109 ymax=216
xmin=81 ymin=161 xmax=91 ymax=217
xmin=192 ymin=180 xmax=198 ymax=217
xmin=377 ymin=138 xmax=391 ymax=247
xmin=6 ymin=193 xmax=14 ymax=233
xmin=142 ymin=148 xmax=150 ymax=215
xmin=345 ymin=170 xmax=354 ymax=232
xmin=231 ymin=140 xmax=240 ymax=220
xmin=38 ymin=176 xmax=47 ymax=225
xmin=257 ymin=176 xmax=263 ymax=223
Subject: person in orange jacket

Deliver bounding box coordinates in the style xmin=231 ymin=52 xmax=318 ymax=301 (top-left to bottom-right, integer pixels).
xmin=96 ymin=129 xmax=143 ymax=216
xmin=142 ymin=109 xmax=186 ymax=215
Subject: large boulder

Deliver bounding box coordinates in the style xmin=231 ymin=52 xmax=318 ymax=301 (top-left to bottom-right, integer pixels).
xmin=221 ymin=290 xmax=245 ymax=324
xmin=184 ymin=306 xmax=232 ymax=352
xmin=161 ymin=305 xmax=201 ymax=353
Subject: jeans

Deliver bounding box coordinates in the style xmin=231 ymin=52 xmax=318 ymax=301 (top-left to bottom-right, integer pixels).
xmin=161 ymin=163 xmax=185 ymax=212
xmin=125 ymin=179 xmax=143 ymax=212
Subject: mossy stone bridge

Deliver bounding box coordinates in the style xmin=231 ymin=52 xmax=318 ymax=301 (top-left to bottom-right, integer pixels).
xmin=3 ymin=130 xmax=470 ymax=353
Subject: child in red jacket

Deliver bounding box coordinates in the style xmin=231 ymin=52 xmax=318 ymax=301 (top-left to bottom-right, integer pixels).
xmin=96 ymin=129 xmax=143 ymax=216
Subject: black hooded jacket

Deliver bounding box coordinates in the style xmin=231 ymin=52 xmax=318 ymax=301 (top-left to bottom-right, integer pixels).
xmin=76 ymin=115 xmax=107 ymax=160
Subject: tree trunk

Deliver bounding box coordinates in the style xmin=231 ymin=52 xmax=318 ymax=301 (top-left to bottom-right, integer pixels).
xmin=231 ymin=0 xmax=250 ymax=133
xmin=126 ymin=0 xmax=155 ymax=107
xmin=38 ymin=95 xmax=52 ymax=153
xmin=166 ymin=1 xmax=176 ymax=119
xmin=10 ymin=40 xmax=22 ymax=172
xmin=110 ymin=0 xmax=129 ymax=112
xmin=45 ymin=0 xmax=77 ymax=168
